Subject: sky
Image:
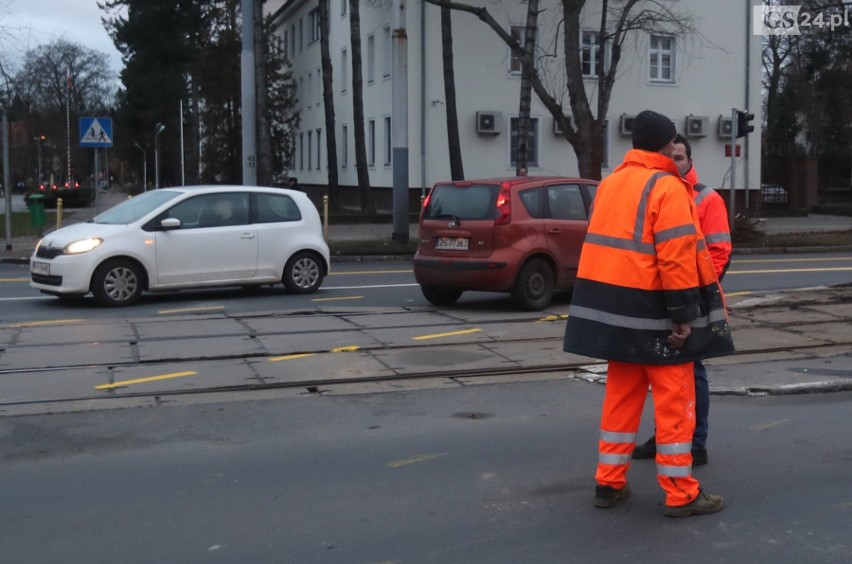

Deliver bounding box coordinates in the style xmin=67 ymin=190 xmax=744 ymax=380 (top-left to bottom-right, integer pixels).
xmin=3 ymin=0 xmax=124 ymax=73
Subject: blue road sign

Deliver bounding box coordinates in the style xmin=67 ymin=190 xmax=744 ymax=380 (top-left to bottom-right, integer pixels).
xmin=80 ymin=117 xmax=113 ymax=148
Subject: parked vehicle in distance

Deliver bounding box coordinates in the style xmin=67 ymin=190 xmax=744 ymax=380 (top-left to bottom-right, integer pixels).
xmin=413 ymin=176 xmax=597 ymax=310
xmin=30 ymin=185 xmax=330 ymax=306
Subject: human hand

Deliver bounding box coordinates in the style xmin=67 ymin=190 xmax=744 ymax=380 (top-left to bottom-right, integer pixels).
xmin=667 ymin=322 xmax=691 ymax=348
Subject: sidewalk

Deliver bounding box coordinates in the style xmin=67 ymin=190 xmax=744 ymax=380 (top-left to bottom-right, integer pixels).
xmin=3 ymin=189 xmax=852 ymax=263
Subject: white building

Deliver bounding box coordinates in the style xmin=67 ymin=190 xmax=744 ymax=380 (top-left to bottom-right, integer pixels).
xmin=268 ymin=0 xmax=761 ymax=210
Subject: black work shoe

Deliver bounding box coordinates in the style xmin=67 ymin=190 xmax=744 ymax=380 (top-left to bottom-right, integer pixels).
xmin=663 ymin=490 xmax=725 ymax=517
xmin=594 ymin=483 xmax=631 ymax=508
xmin=691 ymin=448 xmax=708 ymax=466
xmin=631 ymin=436 xmax=656 ymax=459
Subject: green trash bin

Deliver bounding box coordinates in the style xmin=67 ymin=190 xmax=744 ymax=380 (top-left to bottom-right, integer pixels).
xmin=28 ymin=193 xmax=46 ymax=229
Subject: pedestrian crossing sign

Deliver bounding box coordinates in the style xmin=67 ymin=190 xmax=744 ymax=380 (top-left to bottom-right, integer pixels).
xmin=80 ymin=117 xmax=113 ymax=148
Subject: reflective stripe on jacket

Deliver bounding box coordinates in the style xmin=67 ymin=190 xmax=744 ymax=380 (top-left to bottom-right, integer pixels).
xmin=563 ymin=150 xmax=735 ymax=364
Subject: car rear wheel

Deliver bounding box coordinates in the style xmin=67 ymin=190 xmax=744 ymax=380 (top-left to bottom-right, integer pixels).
xmin=91 ymin=259 xmax=143 ymax=307
xmin=421 ymin=285 xmax=463 ymax=306
xmin=512 ymin=258 xmax=554 ymax=311
xmin=283 ymin=251 xmax=325 ymax=294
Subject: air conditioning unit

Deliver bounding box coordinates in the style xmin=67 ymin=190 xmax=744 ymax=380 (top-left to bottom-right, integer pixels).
xmin=619 ymin=114 xmax=635 ymax=136
xmin=718 ymin=115 xmax=733 ymax=139
xmin=476 ymin=111 xmax=503 ymax=134
xmin=553 ymin=115 xmax=572 ymax=135
xmin=685 ymin=115 xmax=709 ymax=138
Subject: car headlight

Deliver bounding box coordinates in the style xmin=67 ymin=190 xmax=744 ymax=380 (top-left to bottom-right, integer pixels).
xmin=64 ymin=237 xmax=104 ymax=254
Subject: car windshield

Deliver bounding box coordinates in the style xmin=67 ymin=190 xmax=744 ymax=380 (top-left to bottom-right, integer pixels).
xmin=92 ymin=190 xmax=183 ymax=225
xmin=424 ymin=184 xmax=499 ymax=220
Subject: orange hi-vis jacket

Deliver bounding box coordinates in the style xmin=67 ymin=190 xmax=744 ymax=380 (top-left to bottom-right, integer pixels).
xmin=563 ymin=150 xmax=735 ymax=364
xmin=685 ymin=167 xmax=732 ymax=279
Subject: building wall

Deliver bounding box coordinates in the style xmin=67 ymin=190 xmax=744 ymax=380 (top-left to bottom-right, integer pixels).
xmin=270 ymin=0 xmax=761 ymax=201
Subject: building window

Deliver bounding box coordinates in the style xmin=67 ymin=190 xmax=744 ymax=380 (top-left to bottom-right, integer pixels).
xmin=384 ymin=116 xmax=392 ymax=166
xmin=316 ymin=128 xmax=322 ymax=170
xmin=340 ymin=0 xmax=346 ymax=17
xmin=309 ymin=9 xmax=320 ymax=44
xmin=366 ymin=33 xmax=375 ymax=84
xmin=602 ymin=119 xmax=610 ymax=168
xmin=509 ymin=117 xmax=539 ymax=168
xmin=290 ymin=25 xmax=296 ymax=56
xmin=307 ymin=131 xmax=312 ymax=170
xmin=307 ymin=73 xmax=312 ymax=108
xmin=316 ymin=67 xmax=322 ymax=105
xmin=341 ymin=124 xmax=348 ymax=168
xmin=382 ymin=26 xmax=392 ymax=79
xmin=581 ymin=30 xmax=608 ymax=77
xmin=649 ymin=35 xmax=675 ymax=83
xmin=368 ymin=119 xmax=376 ymax=166
xmin=341 ymin=48 xmax=348 ymax=93
xmin=509 ymin=25 xmax=539 ymax=75
xmin=282 ymin=30 xmax=288 ymax=59
xmin=299 ymin=132 xmax=304 ymax=170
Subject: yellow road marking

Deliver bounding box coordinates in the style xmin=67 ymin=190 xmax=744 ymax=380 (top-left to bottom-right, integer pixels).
xmin=387 ymin=452 xmax=449 ymax=468
xmin=268 ymin=353 xmax=316 ymax=362
xmin=332 ymin=345 xmax=361 ymax=352
xmin=312 ymin=295 xmax=364 ymax=302
xmin=728 ymin=267 xmax=852 ymax=275
xmin=724 ymin=291 xmax=753 ymax=297
xmin=537 ymin=314 xmax=569 ymax=323
xmin=158 ymin=305 xmax=226 ymax=314
xmin=7 ymin=319 xmax=84 ymax=328
xmin=413 ymin=328 xmax=481 ymax=341
xmin=735 ymin=257 xmax=852 ymax=264
xmin=750 ymin=419 xmax=790 ymax=432
xmin=0 ymin=277 xmax=29 ymax=282
xmin=329 ymin=269 xmax=412 ymax=275
xmin=95 ymin=371 xmax=197 ymax=390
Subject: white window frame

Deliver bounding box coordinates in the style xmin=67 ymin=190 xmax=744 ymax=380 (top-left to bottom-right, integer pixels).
xmin=509 ymin=25 xmax=540 ymax=76
xmin=366 ymin=33 xmax=376 ymax=84
xmin=382 ymin=25 xmax=392 ymax=79
xmin=581 ymin=30 xmax=609 ymax=78
xmin=307 ymin=130 xmax=312 ymax=170
xmin=316 ymin=128 xmax=322 ymax=170
xmin=316 ymin=67 xmax=322 ymax=106
xmin=384 ymin=116 xmax=392 ymax=166
xmin=341 ymin=48 xmax=348 ymax=94
xmin=341 ymin=124 xmax=348 ymax=168
xmin=308 ymin=8 xmax=320 ymax=44
xmin=648 ymin=35 xmax=676 ymax=83
xmin=509 ymin=117 xmax=540 ymax=168
xmin=368 ymin=119 xmax=376 ymax=166
xmin=340 ymin=0 xmax=347 ymax=17
xmin=298 ymin=18 xmax=303 ymax=52
xmin=299 ymin=132 xmax=304 ymax=170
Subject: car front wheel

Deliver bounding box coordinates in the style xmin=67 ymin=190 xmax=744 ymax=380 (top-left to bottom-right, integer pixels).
xmin=512 ymin=258 xmax=554 ymax=311
xmin=91 ymin=259 xmax=144 ymax=306
xmin=283 ymin=251 xmax=325 ymax=294
xmin=420 ymin=285 xmax=463 ymax=306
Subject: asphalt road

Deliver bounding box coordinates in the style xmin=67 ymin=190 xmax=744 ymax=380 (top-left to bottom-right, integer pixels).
xmin=2 ymin=379 xmax=851 ymax=563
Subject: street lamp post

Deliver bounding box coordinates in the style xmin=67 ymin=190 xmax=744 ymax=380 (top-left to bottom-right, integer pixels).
xmin=134 ymin=142 xmax=148 ymax=192
xmin=154 ymin=122 xmax=165 ymax=188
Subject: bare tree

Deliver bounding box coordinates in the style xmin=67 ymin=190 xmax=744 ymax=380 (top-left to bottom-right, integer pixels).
xmin=423 ymin=0 xmax=696 ymax=180
xmin=318 ymin=0 xmax=340 ymax=209
xmin=440 ymin=6 xmax=464 ymax=180
xmin=515 ymin=0 xmax=540 ymax=174
xmin=254 ymin=0 xmax=273 ymax=185
xmin=349 ymin=0 xmax=373 ymax=212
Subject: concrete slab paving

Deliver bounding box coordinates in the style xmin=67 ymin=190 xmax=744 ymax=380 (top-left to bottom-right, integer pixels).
xmin=136 ymin=334 xmax=265 ymax=361
xmin=132 ymin=317 xmax=249 ymax=339
xmin=251 ymin=350 xmax=396 ymax=383
xmin=0 ymin=366 xmax=111 ymax=403
xmin=256 ymin=330 xmax=383 ymax=355
xmin=729 ymin=325 xmax=831 ymax=352
xmin=12 ymin=322 xmax=135 ymax=346
xmin=373 ymin=344 xmax=508 ymax=374
xmin=0 ymin=341 xmax=134 ymax=370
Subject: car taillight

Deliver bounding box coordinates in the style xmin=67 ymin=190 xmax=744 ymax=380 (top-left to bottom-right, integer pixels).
xmin=420 ymin=191 xmax=432 ymax=222
xmin=494 ymin=184 xmax=511 ymax=225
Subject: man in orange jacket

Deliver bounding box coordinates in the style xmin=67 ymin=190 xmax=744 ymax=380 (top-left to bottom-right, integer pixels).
xmin=632 ymin=133 xmax=732 ymax=466
xmin=563 ymin=110 xmax=735 ymax=517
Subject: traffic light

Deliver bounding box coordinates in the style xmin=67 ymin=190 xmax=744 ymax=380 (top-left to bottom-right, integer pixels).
xmin=736 ymin=110 xmax=754 ymax=138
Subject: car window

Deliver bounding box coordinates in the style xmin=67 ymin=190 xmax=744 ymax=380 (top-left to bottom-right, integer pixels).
xmin=519 ymin=187 xmax=545 ymax=219
xmin=256 ymin=192 xmax=302 ymax=223
xmin=166 ymin=193 xmax=250 ymax=229
xmin=424 ymin=184 xmax=498 ymax=220
xmin=93 ymin=190 xmax=182 ymax=225
xmin=547 ymin=184 xmax=587 ymax=220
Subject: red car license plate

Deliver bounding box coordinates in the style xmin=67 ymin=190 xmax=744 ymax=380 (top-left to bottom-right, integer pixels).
xmin=435 ymin=237 xmax=469 ymax=250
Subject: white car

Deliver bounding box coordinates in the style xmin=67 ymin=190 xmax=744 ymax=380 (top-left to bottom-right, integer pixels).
xmin=30 ymin=185 xmax=331 ymax=306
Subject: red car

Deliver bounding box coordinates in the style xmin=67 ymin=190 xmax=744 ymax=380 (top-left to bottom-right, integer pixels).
xmin=413 ymin=176 xmax=597 ymax=310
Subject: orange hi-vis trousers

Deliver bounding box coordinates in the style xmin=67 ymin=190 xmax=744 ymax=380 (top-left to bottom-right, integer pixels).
xmin=595 ymin=360 xmax=700 ymax=507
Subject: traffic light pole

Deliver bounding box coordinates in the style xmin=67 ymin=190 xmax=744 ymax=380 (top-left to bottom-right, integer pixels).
xmin=729 ymin=108 xmax=737 ymax=232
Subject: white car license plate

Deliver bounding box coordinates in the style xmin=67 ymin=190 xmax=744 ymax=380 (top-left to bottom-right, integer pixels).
xmin=435 ymin=237 xmax=469 ymax=250
xmin=32 ymin=261 xmax=50 ymax=276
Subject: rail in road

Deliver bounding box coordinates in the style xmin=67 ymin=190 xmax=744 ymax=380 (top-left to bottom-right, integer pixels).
xmin=2 ymin=286 xmax=852 ymax=413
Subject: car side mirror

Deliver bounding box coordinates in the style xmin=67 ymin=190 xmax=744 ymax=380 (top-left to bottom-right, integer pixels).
xmin=161 ymin=217 xmax=181 ymax=230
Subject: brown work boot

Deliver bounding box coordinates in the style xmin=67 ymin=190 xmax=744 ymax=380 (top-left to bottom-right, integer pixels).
xmin=594 ymin=483 xmax=631 ymax=508
xmin=631 ymin=436 xmax=656 ymax=459
xmin=663 ymin=490 xmax=725 ymax=517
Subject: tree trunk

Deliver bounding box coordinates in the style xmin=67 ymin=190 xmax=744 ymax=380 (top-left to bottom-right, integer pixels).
xmin=516 ymin=0 xmax=539 ymax=174
xmin=254 ymin=0 xmax=273 ymax=186
xmin=440 ymin=6 xmax=464 ymax=180
xmin=349 ymin=0 xmax=373 ymax=212
xmin=318 ymin=0 xmax=339 ymax=210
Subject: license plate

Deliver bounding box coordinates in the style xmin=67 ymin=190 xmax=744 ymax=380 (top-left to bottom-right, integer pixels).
xmin=32 ymin=261 xmax=50 ymax=276
xmin=435 ymin=237 xmax=469 ymax=250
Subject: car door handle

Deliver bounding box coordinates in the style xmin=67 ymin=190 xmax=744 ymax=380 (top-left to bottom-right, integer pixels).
xmin=548 ymin=228 xmax=562 ymax=234
xmin=241 ymin=233 xmax=256 ymax=239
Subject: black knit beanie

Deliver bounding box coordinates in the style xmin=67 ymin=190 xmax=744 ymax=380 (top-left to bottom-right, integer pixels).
xmin=631 ymin=110 xmax=677 ymax=152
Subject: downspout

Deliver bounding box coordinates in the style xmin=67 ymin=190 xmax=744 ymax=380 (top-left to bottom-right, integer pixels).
xmin=420 ymin=0 xmax=427 ymax=197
